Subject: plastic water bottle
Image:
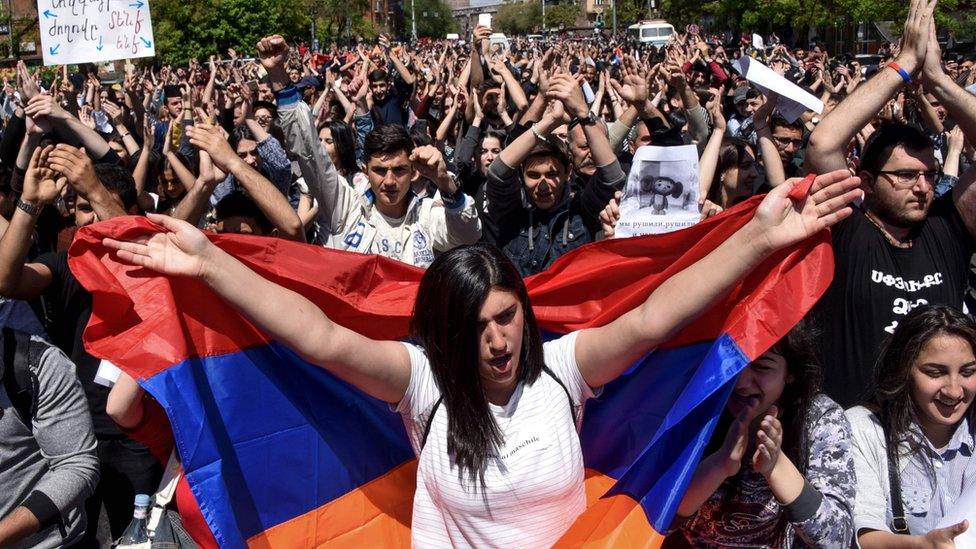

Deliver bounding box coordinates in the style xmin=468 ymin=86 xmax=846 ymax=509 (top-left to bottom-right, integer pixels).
xmin=115 ymin=494 xmax=151 ymax=547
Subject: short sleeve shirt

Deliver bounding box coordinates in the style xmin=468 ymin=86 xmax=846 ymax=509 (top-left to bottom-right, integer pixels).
xmin=396 ymin=331 xmax=595 ymax=548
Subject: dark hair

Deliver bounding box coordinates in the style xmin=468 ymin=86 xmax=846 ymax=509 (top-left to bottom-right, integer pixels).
xmin=865 ymin=305 xmax=976 ymax=462
xmin=214 ymin=191 xmax=273 ymax=234
xmin=363 ymin=124 xmax=414 ymax=164
xmin=706 ymin=137 xmax=756 ymax=207
xmin=318 ymin=120 xmax=358 ymax=177
xmin=410 ymin=121 xmax=433 ymax=147
xmin=707 ymin=321 xmax=823 ymax=546
xmin=368 ymin=69 xmax=388 ymax=83
xmin=770 ymin=114 xmax=804 ymax=135
xmin=229 ymin=124 xmax=256 ymax=152
xmin=522 ymin=138 xmax=569 ymax=174
xmin=94 ymin=162 xmax=138 ymax=211
xmin=411 ymin=244 xmax=545 ymax=487
xmin=860 ymin=123 xmax=932 ymax=175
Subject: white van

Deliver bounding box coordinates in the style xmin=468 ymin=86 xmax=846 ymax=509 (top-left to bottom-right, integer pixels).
xmin=627 ymin=20 xmax=675 ymax=46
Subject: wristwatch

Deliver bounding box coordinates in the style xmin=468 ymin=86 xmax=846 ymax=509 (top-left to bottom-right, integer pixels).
xmin=16 ymin=198 xmax=41 ymax=217
xmin=570 ymin=112 xmax=598 ymax=128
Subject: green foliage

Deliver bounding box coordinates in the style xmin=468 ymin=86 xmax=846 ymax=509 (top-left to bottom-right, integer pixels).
xmin=412 ymin=0 xmax=458 ymax=37
xmin=495 ymin=1 xmax=542 ymax=35
xmin=153 ymin=0 xmax=310 ymax=64
xmin=547 ymin=4 xmax=580 ymax=29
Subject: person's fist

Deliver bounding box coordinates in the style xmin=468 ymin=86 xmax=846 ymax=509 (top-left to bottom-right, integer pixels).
xmin=258 ymin=34 xmax=288 ymax=72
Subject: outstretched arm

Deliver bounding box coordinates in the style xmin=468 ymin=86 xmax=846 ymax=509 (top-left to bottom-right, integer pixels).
xmin=805 ymin=0 xmax=936 ymax=174
xmin=574 ymin=171 xmax=862 ymax=388
xmin=104 ymin=213 xmax=412 ymax=404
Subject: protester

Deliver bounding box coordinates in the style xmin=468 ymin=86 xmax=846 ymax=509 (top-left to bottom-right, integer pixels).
xmin=806 ymin=0 xmax=976 ymax=407
xmin=848 ymin=305 xmax=973 ymax=546
xmin=102 ymin=167 xmax=860 ymax=547
xmin=667 ymin=322 xmax=855 ymax=547
xmin=0 ymin=327 xmax=99 ymax=548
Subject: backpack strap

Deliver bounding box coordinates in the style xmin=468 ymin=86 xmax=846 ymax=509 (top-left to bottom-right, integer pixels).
xmin=887 ymin=447 xmax=911 ymax=535
xmin=419 ymin=366 xmax=578 ymax=451
xmin=541 ymin=365 xmax=578 ymax=425
xmin=419 ymin=396 xmax=443 ymax=451
xmin=2 ymin=327 xmax=39 ymax=427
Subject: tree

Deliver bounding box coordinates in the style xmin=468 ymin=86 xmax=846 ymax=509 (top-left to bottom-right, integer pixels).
xmin=495 ymin=1 xmax=541 ymax=35
xmin=153 ymin=0 xmax=309 ymax=64
xmin=413 ymin=0 xmax=458 ymax=37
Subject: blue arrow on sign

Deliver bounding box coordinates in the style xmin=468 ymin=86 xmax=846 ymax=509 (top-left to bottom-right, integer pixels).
xmin=49 ymin=44 xmax=60 ymax=55
xmin=42 ymin=9 xmax=56 ymax=18
xmin=139 ymin=37 xmax=152 ymax=48
xmin=129 ymin=0 xmax=144 ymax=7
xmin=96 ymin=36 xmax=103 ymax=51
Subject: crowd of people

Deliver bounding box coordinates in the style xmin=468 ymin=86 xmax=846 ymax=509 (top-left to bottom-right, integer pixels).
xmin=1 ymin=0 xmax=975 ymax=545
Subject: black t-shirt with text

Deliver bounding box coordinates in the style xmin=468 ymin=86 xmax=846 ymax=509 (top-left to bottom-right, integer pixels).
xmin=811 ymin=196 xmax=975 ymax=408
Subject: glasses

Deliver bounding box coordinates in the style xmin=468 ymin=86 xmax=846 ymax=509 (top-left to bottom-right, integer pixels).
xmin=255 ymin=115 xmax=273 ymax=124
xmin=771 ymin=135 xmax=804 ymax=148
xmin=876 ymin=169 xmax=942 ymax=187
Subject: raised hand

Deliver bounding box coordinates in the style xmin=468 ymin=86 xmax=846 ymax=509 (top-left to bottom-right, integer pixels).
xmin=22 ymin=145 xmax=67 ymax=206
xmin=599 ymin=191 xmax=622 ymax=238
xmin=610 ymin=55 xmax=648 ymax=106
xmin=102 ymin=100 xmax=125 ymax=126
xmin=409 ymin=145 xmax=450 ymax=188
xmin=751 ymin=170 xmax=862 ymax=253
xmin=104 ymin=213 xmax=218 ymax=279
xmin=46 ymin=144 xmax=102 ymax=199
xmin=24 ymin=94 xmax=68 ymax=123
xmin=546 ymin=71 xmax=588 ymax=118
xmin=897 ymin=0 xmax=938 ymax=74
xmin=16 ymin=60 xmax=39 ymax=101
xmin=751 ymin=406 xmax=782 ymax=476
xmin=186 ymin=123 xmax=239 ymax=172
xmin=256 ymin=35 xmax=290 ymax=89
xmin=715 ymin=396 xmax=760 ymax=477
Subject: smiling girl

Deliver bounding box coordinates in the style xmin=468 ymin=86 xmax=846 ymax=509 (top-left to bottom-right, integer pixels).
xmin=849 ymin=305 xmax=974 ymax=547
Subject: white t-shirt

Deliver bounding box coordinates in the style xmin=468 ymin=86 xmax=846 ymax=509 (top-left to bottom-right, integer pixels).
xmin=396 ymin=331 xmax=596 ymax=548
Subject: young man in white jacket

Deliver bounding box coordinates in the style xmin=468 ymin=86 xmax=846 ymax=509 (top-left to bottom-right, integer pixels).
xmin=262 ymin=36 xmax=481 ymax=267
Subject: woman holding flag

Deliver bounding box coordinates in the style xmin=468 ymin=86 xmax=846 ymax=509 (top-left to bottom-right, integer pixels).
xmin=103 ymin=83 xmax=861 ymax=548
xmin=103 ymin=166 xmax=859 ymax=547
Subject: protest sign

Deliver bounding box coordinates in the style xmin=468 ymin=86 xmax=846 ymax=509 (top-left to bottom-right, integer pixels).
xmin=752 ymin=33 xmax=764 ymax=50
xmin=38 ymin=0 xmax=155 ymax=66
xmin=733 ymin=56 xmax=824 ymax=123
xmin=615 ymin=144 xmax=701 ymax=237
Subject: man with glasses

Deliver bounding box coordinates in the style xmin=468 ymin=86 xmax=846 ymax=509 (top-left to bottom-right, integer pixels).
xmin=804 ymin=0 xmax=976 ymax=407
xmin=768 ymin=115 xmax=806 ymax=178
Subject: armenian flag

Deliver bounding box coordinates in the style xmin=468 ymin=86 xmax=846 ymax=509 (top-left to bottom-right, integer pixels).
xmin=68 ymin=194 xmax=833 ymax=547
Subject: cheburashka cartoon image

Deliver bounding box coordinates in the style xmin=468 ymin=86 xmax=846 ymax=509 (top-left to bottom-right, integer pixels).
xmin=639 ymin=176 xmax=684 ymax=215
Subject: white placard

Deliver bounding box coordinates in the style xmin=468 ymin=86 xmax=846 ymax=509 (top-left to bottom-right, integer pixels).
xmin=615 ymin=144 xmax=701 ymax=237
xmin=732 ymin=56 xmax=823 ymax=123
xmin=37 ymin=0 xmax=155 ymax=66
xmin=936 ymin=478 xmax=976 ymax=548
xmin=752 ymin=34 xmax=764 ymax=50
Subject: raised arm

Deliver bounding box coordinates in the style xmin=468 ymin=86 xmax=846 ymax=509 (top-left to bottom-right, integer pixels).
xmin=104 ymin=214 xmax=411 ymax=404
xmin=186 ymin=123 xmax=304 ymax=241
xmin=806 ymin=0 xmax=936 ymax=173
xmin=919 ymin=17 xmax=976 ymax=238
xmin=574 ymin=170 xmax=862 ymax=388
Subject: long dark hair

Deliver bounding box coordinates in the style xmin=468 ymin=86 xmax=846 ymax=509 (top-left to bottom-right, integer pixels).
xmin=865 ymin=305 xmax=976 ymax=461
xmin=705 ymin=321 xmax=822 ymax=547
xmin=706 ymin=137 xmax=756 ymax=208
xmin=319 ymin=120 xmax=359 ymax=178
xmin=411 ymin=243 xmax=546 ymax=486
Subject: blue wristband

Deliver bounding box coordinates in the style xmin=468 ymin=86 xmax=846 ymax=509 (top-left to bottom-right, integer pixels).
xmin=888 ymin=62 xmax=911 ymax=84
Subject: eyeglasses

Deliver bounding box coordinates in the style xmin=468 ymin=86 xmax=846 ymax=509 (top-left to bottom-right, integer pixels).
xmin=771 ymin=135 xmax=804 ymax=148
xmin=876 ymin=169 xmax=942 ymax=187
xmin=255 ymin=115 xmax=273 ymax=124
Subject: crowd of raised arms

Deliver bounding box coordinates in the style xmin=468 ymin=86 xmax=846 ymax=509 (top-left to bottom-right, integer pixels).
xmin=0 ymin=0 xmax=975 ymax=546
